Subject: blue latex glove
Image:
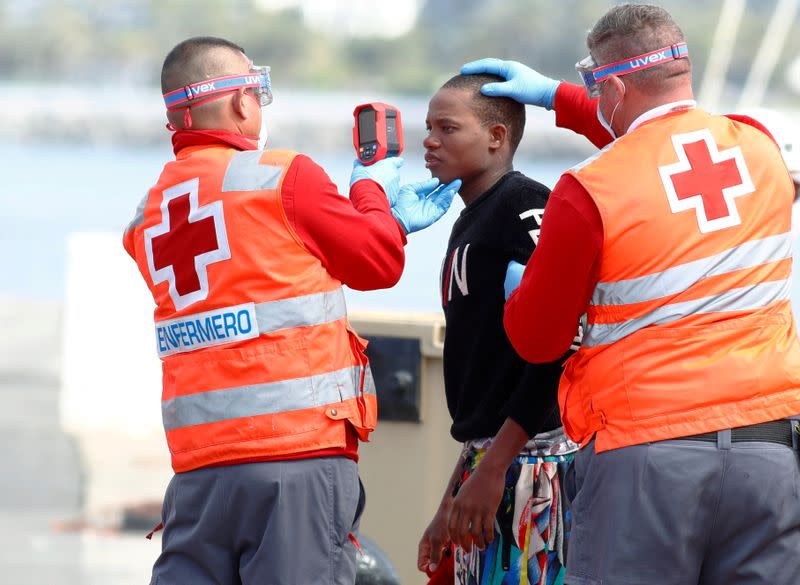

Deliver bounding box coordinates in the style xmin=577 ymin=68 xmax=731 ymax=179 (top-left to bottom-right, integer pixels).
xmin=461 ymin=58 xmax=560 ymax=109
xmin=350 ymin=157 xmax=404 ymax=203
xmin=392 ymin=178 xmax=462 ymax=234
xmin=504 ymin=260 xmax=525 ymax=300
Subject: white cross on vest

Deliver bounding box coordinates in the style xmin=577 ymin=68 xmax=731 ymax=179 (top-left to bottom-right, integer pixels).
xmin=144 ymin=178 xmax=231 ymax=310
xmin=659 ymin=129 xmax=755 ymax=233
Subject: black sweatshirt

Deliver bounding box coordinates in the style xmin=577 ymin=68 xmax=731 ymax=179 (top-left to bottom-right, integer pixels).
xmin=440 ymin=171 xmax=566 ymax=442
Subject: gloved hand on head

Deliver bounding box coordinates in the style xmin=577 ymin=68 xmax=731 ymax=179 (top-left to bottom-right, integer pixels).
xmin=461 ymin=59 xmax=560 ymax=110
xmin=350 ymin=157 xmax=404 ymax=203
xmin=504 ymin=260 xmax=526 ymax=300
xmin=391 ymin=178 xmax=462 ymax=234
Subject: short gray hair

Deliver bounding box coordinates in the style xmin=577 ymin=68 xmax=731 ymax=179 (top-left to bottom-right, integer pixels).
xmin=587 ymin=4 xmax=690 ymax=91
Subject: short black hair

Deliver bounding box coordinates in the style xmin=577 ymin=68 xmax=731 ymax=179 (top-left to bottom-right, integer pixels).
xmin=441 ymin=73 xmax=526 ymax=154
xmin=161 ymin=36 xmax=246 ymax=94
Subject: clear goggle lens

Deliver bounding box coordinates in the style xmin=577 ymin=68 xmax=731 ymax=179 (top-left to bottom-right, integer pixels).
xmin=250 ymin=64 xmax=273 ymax=107
xmin=575 ymin=55 xmax=603 ymax=98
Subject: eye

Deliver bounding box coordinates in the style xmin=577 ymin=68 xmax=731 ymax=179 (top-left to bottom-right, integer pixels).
xmin=442 ymin=126 xmax=455 ymax=133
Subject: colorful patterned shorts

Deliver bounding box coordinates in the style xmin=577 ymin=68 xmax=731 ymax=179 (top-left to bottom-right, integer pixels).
xmin=453 ymin=445 xmax=575 ymax=585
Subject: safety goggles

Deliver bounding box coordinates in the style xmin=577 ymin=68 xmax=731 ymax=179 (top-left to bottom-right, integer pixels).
xmin=576 ymin=43 xmax=689 ymax=98
xmin=162 ymin=63 xmax=273 ymax=110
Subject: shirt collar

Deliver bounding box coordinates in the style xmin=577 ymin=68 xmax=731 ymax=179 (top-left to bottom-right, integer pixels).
xmin=627 ymin=100 xmax=697 ymax=134
xmin=171 ymin=129 xmax=258 ymax=155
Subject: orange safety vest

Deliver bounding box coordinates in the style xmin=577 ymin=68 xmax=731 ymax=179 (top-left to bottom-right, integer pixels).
xmin=561 ymin=106 xmax=800 ymax=452
xmin=123 ymin=145 xmax=377 ymax=472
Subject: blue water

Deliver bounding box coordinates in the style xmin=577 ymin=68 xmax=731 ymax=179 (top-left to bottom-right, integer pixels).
xmin=1 ymin=141 xmax=577 ymax=311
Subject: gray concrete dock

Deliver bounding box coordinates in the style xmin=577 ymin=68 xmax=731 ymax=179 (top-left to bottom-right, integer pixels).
xmin=1 ymin=299 xmax=157 ymax=585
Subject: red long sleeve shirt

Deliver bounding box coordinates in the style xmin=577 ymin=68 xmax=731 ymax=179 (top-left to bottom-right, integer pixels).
xmin=503 ymin=83 xmax=779 ymax=364
xmin=503 ymin=83 xmax=607 ymax=363
xmin=171 ymin=130 xmax=407 ymax=291
xmin=281 ymin=155 xmax=408 ymax=290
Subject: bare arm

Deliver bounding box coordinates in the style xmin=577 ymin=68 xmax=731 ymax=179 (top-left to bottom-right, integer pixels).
xmin=447 ymin=418 xmax=529 ymax=552
xmin=417 ymin=450 xmax=467 ymax=573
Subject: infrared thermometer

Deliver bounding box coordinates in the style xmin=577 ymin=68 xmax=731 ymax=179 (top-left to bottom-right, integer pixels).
xmin=353 ymin=102 xmax=404 ymax=165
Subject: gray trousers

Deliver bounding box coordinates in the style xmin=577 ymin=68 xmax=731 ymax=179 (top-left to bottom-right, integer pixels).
xmin=564 ymin=434 xmax=800 ymax=585
xmin=150 ymin=456 xmax=364 ymax=585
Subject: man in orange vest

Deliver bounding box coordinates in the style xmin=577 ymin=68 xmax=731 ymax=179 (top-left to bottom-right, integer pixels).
xmin=123 ymin=36 xmax=459 ymax=585
xmin=462 ymin=4 xmax=800 ymax=585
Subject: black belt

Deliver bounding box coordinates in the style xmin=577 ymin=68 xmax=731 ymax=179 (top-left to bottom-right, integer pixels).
xmin=680 ymin=419 xmax=799 ymax=447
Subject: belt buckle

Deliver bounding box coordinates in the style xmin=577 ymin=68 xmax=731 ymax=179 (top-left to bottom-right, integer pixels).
xmin=792 ymin=420 xmax=800 ymax=450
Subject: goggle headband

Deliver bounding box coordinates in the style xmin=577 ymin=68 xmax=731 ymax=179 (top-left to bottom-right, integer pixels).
xmin=163 ymin=68 xmax=272 ymax=109
xmin=579 ymin=42 xmax=689 ymax=89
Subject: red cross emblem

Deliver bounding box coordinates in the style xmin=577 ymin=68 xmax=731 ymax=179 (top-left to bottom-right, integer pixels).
xmin=144 ymin=178 xmax=230 ymax=310
xmin=659 ymin=129 xmax=755 ymax=233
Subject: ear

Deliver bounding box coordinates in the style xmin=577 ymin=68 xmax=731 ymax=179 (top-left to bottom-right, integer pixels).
xmin=488 ymin=124 xmax=508 ymax=152
xmin=231 ymin=88 xmax=250 ymax=120
xmin=166 ymin=110 xmax=184 ymax=130
xmin=605 ymin=75 xmax=626 ymax=101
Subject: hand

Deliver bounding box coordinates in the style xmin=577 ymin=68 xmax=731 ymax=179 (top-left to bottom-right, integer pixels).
xmin=392 ymin=178 xmax=461 ymax=234
xmin=418 ymin=507 xmax=452 ymax=574
xmin=504 ymin=260 xmax=525 ymax=300
xmin=461 ymin=58 xmax=560 ymax=109
xmin=350 ymin=157 xmax=404 ymax=203
xmin=447 ymin=466 xmax=504 ymax=553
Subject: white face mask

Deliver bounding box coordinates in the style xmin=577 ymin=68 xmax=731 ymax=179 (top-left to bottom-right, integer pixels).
xmin=596 ymin=79 xmax=624 ymax=139
xmin=257 ymin=109 xmax=269 ymax=150
xmin=597 ymin=98 xmax=622 ymax=139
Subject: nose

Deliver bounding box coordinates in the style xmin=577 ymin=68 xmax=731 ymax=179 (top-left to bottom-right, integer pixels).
xmin=423 ymin=132 xmax=440 ymax=150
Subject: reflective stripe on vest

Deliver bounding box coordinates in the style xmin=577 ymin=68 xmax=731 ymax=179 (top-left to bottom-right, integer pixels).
xmin=221 ymin=150 xmax=283 ymax=192
xmin=162 ymin=364 xmax=376 ymax=431
xmin=584 ymin=278 xmax=791 ymax=347
xmin=124 ymin=191 xmax=149 ymax=234
xmin=591 ymin=232 xmax=793 ymax=306
xmin=255 ymin=288 xmax=347 ymax=332
xmin=156 ymin=288 xmax=347 ymax=357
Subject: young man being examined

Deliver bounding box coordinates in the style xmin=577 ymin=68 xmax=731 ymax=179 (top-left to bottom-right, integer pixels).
xmin=417 ymin=73 xmax=578 ymax=585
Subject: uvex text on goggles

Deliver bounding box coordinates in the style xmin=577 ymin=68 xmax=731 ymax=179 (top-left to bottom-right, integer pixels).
xmin=162 ymin=65 xmax=273 ymax=128
xmin=576 ymin=43 xmax=689 ymax=98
